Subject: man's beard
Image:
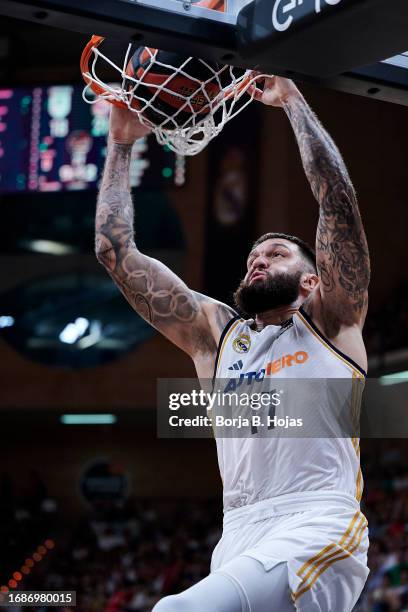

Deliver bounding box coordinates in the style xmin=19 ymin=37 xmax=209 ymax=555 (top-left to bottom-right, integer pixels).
xmin=233 ymin=270 xmax=302 ymax=318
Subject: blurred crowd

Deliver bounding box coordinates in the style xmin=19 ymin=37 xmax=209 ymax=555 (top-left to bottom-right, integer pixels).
xmin=364 ymin=282 xmax=408 ymax=358
xmin=357 ymin=442 xmax=408 ymax=611
xmin=1 ymin=441 xmax=408 ymax=611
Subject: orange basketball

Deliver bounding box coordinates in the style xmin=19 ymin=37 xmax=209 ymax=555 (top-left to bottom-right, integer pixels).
xmin=126 ymin=46 xmax=224 ymax=127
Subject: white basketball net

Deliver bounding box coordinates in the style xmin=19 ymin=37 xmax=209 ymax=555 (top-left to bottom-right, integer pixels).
xmin=82 ymin=42 xmax=260 ymax=156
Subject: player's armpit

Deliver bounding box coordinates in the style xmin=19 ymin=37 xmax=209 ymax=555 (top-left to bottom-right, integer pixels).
xmin=96 ymin=239 xmax=236 ymax=357
xmin=301 ymin=290 xmax=368 ymax=374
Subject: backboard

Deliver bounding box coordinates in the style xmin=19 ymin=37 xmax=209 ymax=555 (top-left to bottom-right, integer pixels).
xmin=1 ymin=0 xmax=408 ymax=104
xmin=325 ymin=51 xmax=408 ymax=108
xmin=131 ymin=0 xmax=252 ymax=23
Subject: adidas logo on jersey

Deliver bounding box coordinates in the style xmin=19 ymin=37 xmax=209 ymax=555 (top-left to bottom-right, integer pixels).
xmin=228 ymin=360 xmax=243 ymax=371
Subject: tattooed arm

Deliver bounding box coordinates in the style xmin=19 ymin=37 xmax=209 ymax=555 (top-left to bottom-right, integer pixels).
xmin=251 ymin=77 xmax=370 ymax=331
xmin=283 ymin=90 xmax=370 ymax=327
xmin=95 ymin=107 xmax=236 ymax=358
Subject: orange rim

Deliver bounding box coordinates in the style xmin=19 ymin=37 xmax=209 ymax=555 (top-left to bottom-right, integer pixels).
xmin=80 ymin=35 xmax=128 ymax=109
xmin=197 ymin=0 xmax=226 ymax=11
xmin=80 ymin=30 xmax=252 ymax=112
xmin=223 ymin=72 xmax=252 ymax=102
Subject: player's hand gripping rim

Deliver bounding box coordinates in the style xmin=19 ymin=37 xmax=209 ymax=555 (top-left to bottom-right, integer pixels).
xmin=248 ymin=72 xmax=301 ymax=108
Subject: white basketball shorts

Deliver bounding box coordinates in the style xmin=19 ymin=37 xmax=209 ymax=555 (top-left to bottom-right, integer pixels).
xmin=210 ymin=491 xmax=369 ymax=612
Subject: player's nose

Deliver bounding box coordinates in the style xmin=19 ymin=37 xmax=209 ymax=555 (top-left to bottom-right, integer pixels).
xmin=251 ymin=254 xmax=268 ymax=271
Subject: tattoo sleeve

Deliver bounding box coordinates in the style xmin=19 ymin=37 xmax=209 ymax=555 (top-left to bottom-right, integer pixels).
xmin=95 ymin=142 xmax=234 ymax=355
xmin=283 ymin=95 xmax=370 ymax=320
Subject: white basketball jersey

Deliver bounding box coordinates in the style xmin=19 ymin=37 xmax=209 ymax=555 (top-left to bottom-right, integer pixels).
xmin=213 ymin=307 xmax=366 ymax=512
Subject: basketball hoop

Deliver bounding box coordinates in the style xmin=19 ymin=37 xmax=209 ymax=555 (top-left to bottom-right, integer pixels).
xmin=80 ymin=35 xmax=261 ymax=156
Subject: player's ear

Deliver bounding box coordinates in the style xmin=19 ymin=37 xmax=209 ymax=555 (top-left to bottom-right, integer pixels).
xmin=300 ymin=273 xmax=319 ymax=293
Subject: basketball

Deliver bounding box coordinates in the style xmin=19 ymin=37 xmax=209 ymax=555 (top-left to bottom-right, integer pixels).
xmin=126 ymin=47 xmax=224 ymax=128
xmin=79 ymin=0 xmax=252 ymax=152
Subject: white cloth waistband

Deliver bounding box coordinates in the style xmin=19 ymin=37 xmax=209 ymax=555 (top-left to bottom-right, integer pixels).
xmin=223 ymin=490 xmax=360 ymax=532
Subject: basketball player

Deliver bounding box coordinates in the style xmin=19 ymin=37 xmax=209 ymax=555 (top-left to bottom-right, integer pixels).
xmin=95 ymin=76 xmax=370 ymax=611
